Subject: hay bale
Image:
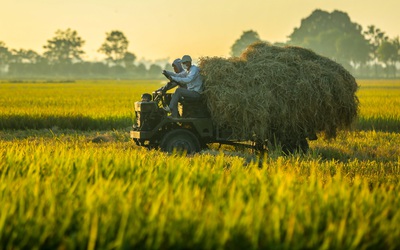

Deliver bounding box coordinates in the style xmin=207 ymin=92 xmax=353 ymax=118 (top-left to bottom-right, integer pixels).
xmin=199 ymin=42 xmax=358 ymax=144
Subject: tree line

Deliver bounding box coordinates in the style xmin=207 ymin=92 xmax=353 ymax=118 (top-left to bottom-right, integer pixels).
xmin=0 ymin=29 xmax=169 ymax=79
xmin=231 ymin=10 xmax=399 ymax=78
xmin=1 ymin=9 xmax=399 ymax=79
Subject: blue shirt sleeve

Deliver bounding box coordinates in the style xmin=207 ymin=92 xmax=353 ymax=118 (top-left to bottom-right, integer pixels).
xmin=171 ymin=66 xmax=199 ymax=84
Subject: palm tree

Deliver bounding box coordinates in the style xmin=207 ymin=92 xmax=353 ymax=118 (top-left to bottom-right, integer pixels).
xmin=363 ymin=25 xmax=388 ymax=77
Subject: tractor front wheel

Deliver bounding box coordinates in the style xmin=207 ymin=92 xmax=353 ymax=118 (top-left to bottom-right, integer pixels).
xmin=160 ymin=129 xmax=201 ymax=154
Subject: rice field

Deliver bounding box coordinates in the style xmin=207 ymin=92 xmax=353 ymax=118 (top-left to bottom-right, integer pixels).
xmin=356 ymin=80 xmax=400 ymax=132
xmin=0 ymin=79 xmax=399 ymax=249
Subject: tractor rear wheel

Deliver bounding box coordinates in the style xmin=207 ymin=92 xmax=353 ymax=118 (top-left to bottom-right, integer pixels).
xmin=160 ymin=129 xmax=201 ymax=154
xmin=281 ymin=138 xmax=309 ymax=154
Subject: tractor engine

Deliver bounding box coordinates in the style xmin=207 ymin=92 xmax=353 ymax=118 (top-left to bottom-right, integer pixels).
xmin=133 ymin=100 xmax=162 ymax=131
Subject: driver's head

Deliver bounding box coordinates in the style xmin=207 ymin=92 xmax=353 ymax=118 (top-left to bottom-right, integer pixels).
xmin=172 ymin=58 xmax=183 ymax=73
xmin=141 ymin=93 xmax=152 ymax=102
xmin=180 ymin=55 xmax=192 ymax=70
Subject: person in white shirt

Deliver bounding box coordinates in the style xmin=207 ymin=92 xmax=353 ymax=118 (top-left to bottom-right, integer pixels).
xmin=157 ymin=58 xmax=185 ymax=94
xmin=163 ymin=55 xmax=203 ymax=118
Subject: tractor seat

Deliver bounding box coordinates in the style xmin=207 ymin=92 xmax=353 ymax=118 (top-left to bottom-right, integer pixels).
xmin=179 ymin=94 xmax=204 ymax=103
xmin=178 ymin=94 xmax=210 ymax=118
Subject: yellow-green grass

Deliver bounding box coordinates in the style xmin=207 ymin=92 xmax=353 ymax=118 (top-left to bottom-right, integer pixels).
xmin=0 ymin=80 xmax=165 ymax=130
xmin=356 ymin=79 xmax=400 ymax=132
xmin=1 ymin=79 xmax=400 ymax=132
xmin=0 ymin=135 xmax=399 ymax=249
xmin=0 ymin=79 xmax=399 ymax=249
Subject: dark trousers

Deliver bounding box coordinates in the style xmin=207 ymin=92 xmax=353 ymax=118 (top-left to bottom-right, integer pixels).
xmin=168 ymin=88 xmax=201 ymax=117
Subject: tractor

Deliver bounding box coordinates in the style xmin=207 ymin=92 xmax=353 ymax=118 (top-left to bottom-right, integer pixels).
xmin=130 ymin=90 xmax=312 ymax=154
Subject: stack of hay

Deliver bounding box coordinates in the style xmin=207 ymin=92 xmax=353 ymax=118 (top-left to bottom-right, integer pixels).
xmin=199 ymin=42 xmax=358 ymax=144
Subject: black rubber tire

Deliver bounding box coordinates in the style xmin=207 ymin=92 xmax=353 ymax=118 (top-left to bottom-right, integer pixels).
xmin=281 ymin=138 xmax=309 ymax=154
xmin=298 ymin=138 xmax=309 ymax=153
xmin=160 ymin=129 xmax=201 ymax=154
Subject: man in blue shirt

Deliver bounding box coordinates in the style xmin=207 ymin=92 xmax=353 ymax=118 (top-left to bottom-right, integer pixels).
xmin=163 ymin=55 xmax=203 ymax=118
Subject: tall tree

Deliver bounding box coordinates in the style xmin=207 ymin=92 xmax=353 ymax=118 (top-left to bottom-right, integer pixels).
xmin=9 ymin=49 xmax=46 ymax=76
xmin=0 ymin=42 xmax=11 ymax=63
xmin=43 ymin=28 xmax=85 ymax=64
xmin=230 ymin=30 xmax=262 ymax=57
xmin=364 ymin=25 xmax=389 ymax=77
xmin=98 ymin=30 xmax=129 ymax=66
xmin=0 ymin=42 xmax=12 ymax=75
xmin=364 ymin=25 xmax=389 ymax=55
xmin=148 ymin=64 xmax=162 ymax=78
xmin=288 ymin=9 xmax=369 ymax=69
xmin=377 ymin=38 xmax=399 ymax=77
xmin=135 ymin=63 xmax=147 ymax=78
xmin=12 ymin=49 xmax=42 ymax=63
xmin=122 ymin=51 xmax=136 ymax=69
xmin=336 ymin=32 xmax=370 ymax=69
xmin=393 ymin=37 xmax=400 ymax=78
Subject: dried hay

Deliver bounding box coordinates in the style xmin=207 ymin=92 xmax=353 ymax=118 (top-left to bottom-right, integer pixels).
xmin=199 ymin=42 xmax=359 ymax=144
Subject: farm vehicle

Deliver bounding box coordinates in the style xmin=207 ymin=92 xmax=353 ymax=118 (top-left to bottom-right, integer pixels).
xmin=130 ymin=90 xmax=313 ymax=154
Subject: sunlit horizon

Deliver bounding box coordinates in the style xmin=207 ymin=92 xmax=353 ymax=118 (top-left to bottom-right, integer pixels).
xmin=1 ymin=0 xmax=399 ymax=62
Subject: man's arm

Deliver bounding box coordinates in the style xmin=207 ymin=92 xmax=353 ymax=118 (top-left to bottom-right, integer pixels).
xmin=163 ymin=70 xmax=187 ymax=77
xmin=171 ymin=66 xmax=199 ymax=84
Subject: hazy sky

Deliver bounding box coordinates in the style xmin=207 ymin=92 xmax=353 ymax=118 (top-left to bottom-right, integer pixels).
xmin=1 ymin=0 xmax=399 ymax=62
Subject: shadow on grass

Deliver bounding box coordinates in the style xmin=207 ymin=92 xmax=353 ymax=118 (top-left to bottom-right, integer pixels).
xmin=311 ymin=144 xmax=398 ymax=164
xmin=311 ymin=146 xmax=357 ymax=163
xmin=0 ymin=114 xmax=133 ymax=130
xmin=355 ymin=117 xmax=400 ymax=133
